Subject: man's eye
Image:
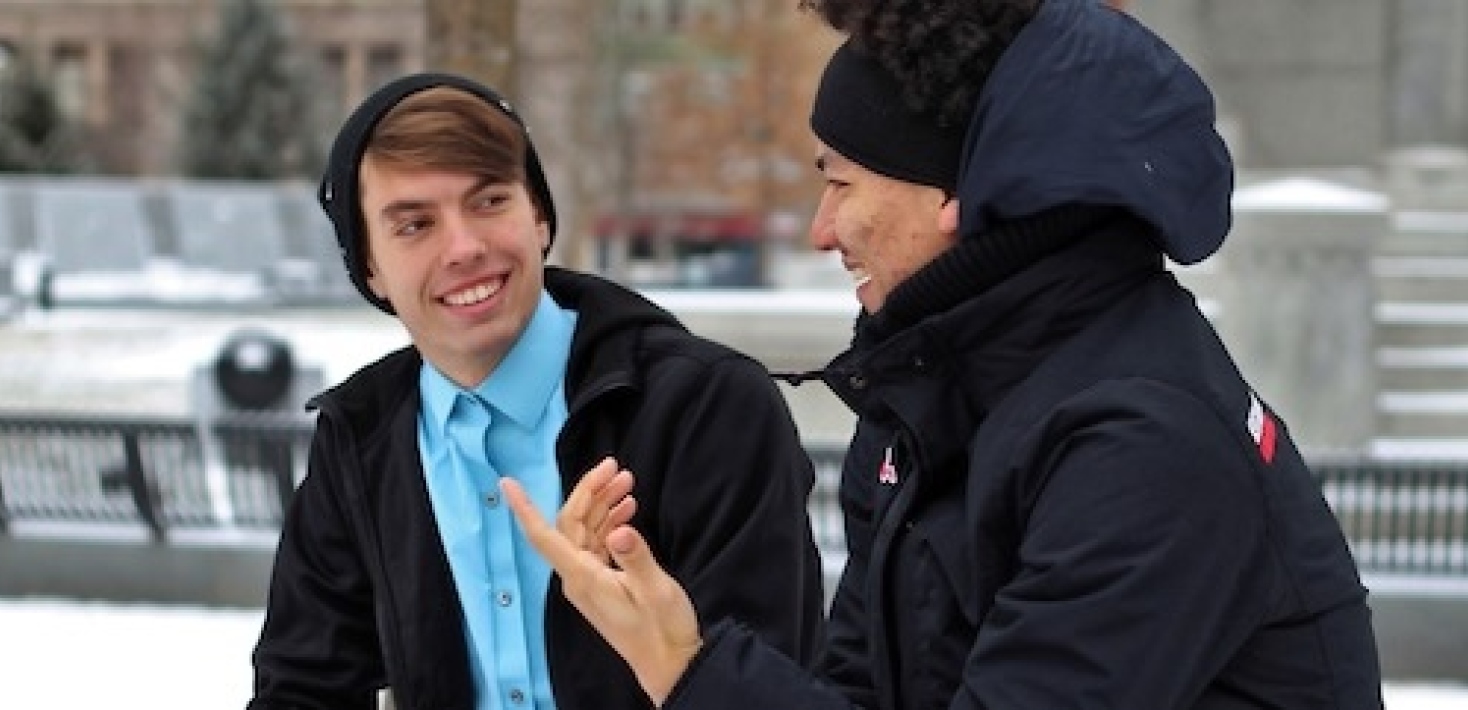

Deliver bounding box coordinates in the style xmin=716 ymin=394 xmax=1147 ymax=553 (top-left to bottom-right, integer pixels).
xmin=395 ymin=218 xmax=430 ymax=236
xmin=474 ymin=193 xmax=509 ymax=210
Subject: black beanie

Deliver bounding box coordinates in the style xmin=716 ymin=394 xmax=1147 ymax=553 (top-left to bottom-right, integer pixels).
xmin=319 ymin=72 xmax=558 ymax=314
xmin=809 ymin=41 xmax=967 ymax=192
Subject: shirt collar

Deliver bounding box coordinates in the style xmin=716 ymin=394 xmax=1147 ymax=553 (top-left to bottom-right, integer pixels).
xmin=419 ymin=290 xmax=576 ymax=433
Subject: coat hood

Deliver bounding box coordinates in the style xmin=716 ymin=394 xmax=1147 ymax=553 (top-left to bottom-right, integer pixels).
xmin=957 ymin=0 xmax=1234 ymax=264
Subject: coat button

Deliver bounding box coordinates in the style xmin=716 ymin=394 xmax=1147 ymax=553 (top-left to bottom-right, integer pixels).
xmin=849 ymin=374 xmax=868 ymax=390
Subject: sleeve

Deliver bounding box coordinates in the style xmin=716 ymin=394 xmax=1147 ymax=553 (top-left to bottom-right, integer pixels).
xmin=960 ymin=379 xmax=1274 ymax=708
xmin=664 ymin=620 xmax=858 ymax=710
xmin=651 ymin=353 xmax=827 ymax=667
xmin=662 ymin=421 xmax=880 ymax=710
xmin=247 ymin=419 xmax=383 ymax=710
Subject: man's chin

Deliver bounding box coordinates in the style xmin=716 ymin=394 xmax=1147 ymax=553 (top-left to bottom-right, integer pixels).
xmin=856 ymin=283 xmax=883 ymax=315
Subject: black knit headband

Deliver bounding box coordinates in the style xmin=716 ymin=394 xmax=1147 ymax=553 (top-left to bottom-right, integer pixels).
xmin=809 ymin=41 xmax=967 ymax=191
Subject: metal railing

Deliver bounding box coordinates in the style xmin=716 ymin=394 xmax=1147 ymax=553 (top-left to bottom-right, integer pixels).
xmin=2 ymin=412 xmax=1467 ymax=576
xmin=1316 ymin=458 xmax=1468 ymax=575
xmin=0 ymin=411 xmax=312 ymax=541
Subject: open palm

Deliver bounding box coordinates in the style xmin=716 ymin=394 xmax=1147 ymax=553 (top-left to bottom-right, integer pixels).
xmin=501 ymin=459 xmax=703 ymax=706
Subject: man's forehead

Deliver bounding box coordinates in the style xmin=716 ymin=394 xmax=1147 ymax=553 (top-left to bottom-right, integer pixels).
xmin=360 ymin=161 xmax=505 ymax=206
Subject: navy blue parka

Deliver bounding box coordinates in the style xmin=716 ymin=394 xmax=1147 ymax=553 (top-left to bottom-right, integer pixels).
xmin=663 ymin=1 xmax=1383 ymax=708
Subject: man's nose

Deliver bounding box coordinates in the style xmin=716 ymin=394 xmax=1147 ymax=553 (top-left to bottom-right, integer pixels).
xmin=443 ymin=213 xmax=485 ymax=262
xmin=808 ymin=201 xmax=837 ymax=252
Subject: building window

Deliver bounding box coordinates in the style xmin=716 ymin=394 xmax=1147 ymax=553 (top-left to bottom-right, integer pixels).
xmin=318 ymin=46 xmax=346 ymax=118
xmin=52 ymin=44 xmax=87 ymax=120
xmin=366 ymin=45 xmax=402 ymax=94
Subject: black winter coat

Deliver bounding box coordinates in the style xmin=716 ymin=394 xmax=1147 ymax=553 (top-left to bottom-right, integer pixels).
xmin=665 ymin=229 xmax=1382 ymax=709
xmin=664 ymin=0 xmax=1380 ymax=705
xmin=248 ymin=268 xmax=825 ymax=710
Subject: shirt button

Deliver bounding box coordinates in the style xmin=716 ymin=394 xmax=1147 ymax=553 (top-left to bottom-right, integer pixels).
xmin=509 ymin=687 xmax=526 ymax=704
xmin=497 ymin=590 xmax=514 ymax=607
xmin=485 ymin=491 xmax=500 ymax=508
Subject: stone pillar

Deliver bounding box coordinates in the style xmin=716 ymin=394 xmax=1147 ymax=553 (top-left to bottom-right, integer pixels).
xmin=1214 ymin=177 xmax=1388 ymax=456
xmin=343 ymin=45 xmax=367 ymax=111
xmin=86 ymin=39 xmax=109 ymax=126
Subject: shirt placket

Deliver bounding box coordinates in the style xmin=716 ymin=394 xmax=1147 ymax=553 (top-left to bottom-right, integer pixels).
xmin=451 ymin=394 xmax=536 ymax=709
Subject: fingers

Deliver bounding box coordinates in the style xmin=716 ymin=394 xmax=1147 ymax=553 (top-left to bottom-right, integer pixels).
xmin=592 ymin=467 xmax=637 ymax=532
xmin=506 ymin=467 xmax=701 ymax=707
xmin=604 ymin=494 xmax=638 ymax=544
xmin=558 ymin=457 xmax=636 ymax=559
xmin=605 ymin=525 xmax=670 ymax=600
xmin=505 ymin=459 xmax=639 ymax=571
xmin=560 ymin=457 xmax=618 ymax=525
xmin=502 ymin=477 xmax=583 ymax=572
xmin=606 ymin=525 xmax=644 ymax=560
xmin=602 ymin=524 xmax=704 ymax=706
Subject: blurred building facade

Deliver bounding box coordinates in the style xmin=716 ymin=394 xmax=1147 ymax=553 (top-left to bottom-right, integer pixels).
xmin=589 ymin=1 xmax=838 ymax=286
xmin=1130 ymin=0 xmax=1468 ymax=176
xmin=0 ymin=0 xmax=424 ymax=177
xmin=0 ymin=0 xmax=837 ymax=286
xmin=5 ymin=1 xmax=1468 ymax=283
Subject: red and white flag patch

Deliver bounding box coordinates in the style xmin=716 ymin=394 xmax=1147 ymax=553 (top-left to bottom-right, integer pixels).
xmin=1246 ymin=393 xmax=1277 ymax=464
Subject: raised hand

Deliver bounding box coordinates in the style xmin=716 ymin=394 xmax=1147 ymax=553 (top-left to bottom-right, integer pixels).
xmin=555 ymin=456 xmax=638 ymax=565
xmin=502 ymin=459 xmax=703 ymax=706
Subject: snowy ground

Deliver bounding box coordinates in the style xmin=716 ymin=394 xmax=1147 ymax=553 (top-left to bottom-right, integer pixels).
xmin=0 ymin=598 xmax=1462 ymax=709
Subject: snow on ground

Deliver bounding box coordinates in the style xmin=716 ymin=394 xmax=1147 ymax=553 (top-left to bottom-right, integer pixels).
xmin=0 ymin=598 xmax=1462 ymax=709
xmin=0 ymin=598 xmax=260 ymax=708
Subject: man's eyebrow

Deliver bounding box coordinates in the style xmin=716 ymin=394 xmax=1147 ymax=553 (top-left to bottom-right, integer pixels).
xmin=375 ymin=177 xmax=503 ymax=219
xmin=379 ymin=199 xmax=430 ymax=220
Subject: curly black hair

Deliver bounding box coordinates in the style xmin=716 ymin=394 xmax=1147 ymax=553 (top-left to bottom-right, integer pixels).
xmin=799 ymin=0 xmax=1041 ymax=128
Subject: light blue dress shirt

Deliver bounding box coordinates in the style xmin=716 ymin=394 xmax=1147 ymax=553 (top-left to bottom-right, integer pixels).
xmin=417 ymin=291 xmax=576 ymax=710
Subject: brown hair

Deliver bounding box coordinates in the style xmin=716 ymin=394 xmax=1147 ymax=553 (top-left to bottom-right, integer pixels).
xmin=364 ymin=86 xmax=529 ymax=194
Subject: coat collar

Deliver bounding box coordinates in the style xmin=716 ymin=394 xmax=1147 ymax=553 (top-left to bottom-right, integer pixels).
xmin=313 ymin=268 xmax=686 ymax=433
xmin=828 ymin=223 xmax=1163 ymax=471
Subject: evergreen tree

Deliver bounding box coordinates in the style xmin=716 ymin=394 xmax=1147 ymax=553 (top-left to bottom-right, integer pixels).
xmin=179 ymin=0 xmax=324 ymax=180
xmin=0 ymin=54 xmax=86 ymax=174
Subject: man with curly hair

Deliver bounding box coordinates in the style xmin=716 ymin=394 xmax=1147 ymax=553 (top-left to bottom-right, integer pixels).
xmin=506 ymin=1 xmax=1386 ymax=707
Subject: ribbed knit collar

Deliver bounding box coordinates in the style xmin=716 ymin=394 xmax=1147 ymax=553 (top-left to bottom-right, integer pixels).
xmin=854 ymin=203 xmax=1122 ymax=348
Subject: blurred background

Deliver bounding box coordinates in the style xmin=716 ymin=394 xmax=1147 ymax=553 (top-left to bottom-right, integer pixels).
xmin=0 ymin=0 xmax=1466 ymax=705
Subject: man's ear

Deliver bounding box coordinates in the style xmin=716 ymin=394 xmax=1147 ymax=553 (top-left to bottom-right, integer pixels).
xmin=364 ymin=256 xmax=387 ymax=300
xmin=939 ymin=195 xmax=960 ymax=237
xmin=538 ymin=221 xmax=551 ymax=251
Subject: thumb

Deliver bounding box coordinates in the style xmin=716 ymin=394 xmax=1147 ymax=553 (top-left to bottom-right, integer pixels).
xmin=605 ymin=525 xmax=660 ymax=581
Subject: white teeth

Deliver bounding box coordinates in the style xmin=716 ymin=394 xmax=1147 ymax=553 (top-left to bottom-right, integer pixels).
xmin=444 ymin=279 xmax=503 ymax=306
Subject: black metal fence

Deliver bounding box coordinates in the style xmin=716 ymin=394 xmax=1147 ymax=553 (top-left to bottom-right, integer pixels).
xmin=0 ymin=411 xmax=312 ymax=540
xmin=2 ymin=411 xmax=1466 ymax=576
xmin=1315 ymin=458 xmax=1468 ymax=575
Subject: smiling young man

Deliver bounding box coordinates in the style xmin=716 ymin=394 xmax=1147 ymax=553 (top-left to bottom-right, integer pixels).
xmin=246 ymin=72 xmax=824 ymax=710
